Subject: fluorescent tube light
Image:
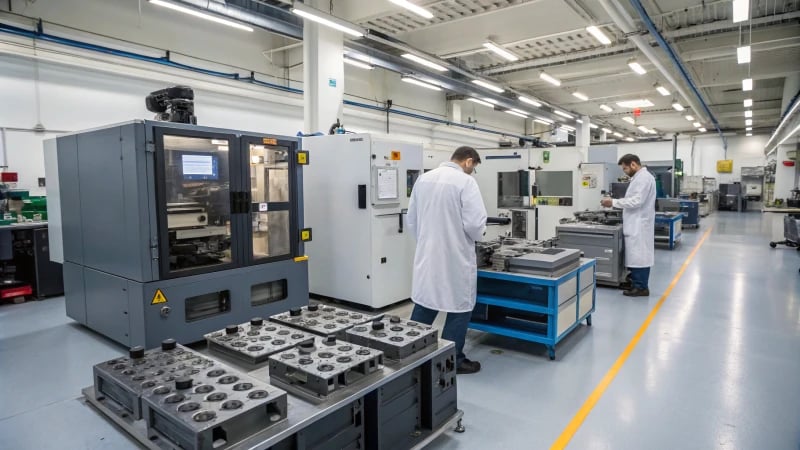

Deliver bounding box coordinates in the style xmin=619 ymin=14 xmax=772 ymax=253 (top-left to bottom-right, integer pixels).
xmin=685 ymin=115 xmax=695 ymax=121
xmin=389 ymin=0 xmax=434 ymax=19
xmin=627 ymin=58 xmax=647 ymax=75
xmin=601 ymin=127 xmax=613 ymax=133
xmin=744 ymin=110 xmax=752 ymax=118
xmin=638 ymin=125 xmax=650 ymax=132
xmin=401 ymin=76 xmax=442 ymax=91
xmin=672 ymin=102 xmax=685 ymax=111
xmin=599 ymin=104 xmax=613 ymax=112
xmin=560 ymin=125 xmax=576 ymax=132
xmin=572 ymin=91 xmax=589 ymax=101
xmin=737 ymin=45 xmax=751 ymax=64
xmin=401 ymin=53 xmax=448 ymax=72
xmin=746 ymin=127 xmax=752 ymax=131
xmin=554 ymin=110 xmax=574 ymax=119
xmin=534 ymin=116 xmax=554 ymax=124
xmin=472 ymin=79 xmax=505 ymax=93
xmin=482 ymin=41 xmax=519 ymax=62
xmin=698 ymin=127 xmax=707 ymax=132
xmin=617 ymin=99 xmax=654 ymax=108
xmin=693 ymin=122 xmax=701 ymax=128
xmin=742 ymin=78 xmax=753 ymax=91
xmin=148 ymin=0 xmax=254 ymax=31
xmin=589 ymin=124 xmax=599 ymax=129
xmin=623 ymin=116 xmax=636 ymax=124
xmin=539 ymin=71 xmax=561 ymax=86
xmin=743 ymin=98 xmax=753 ymax=108
xmin=745 ymin=119 xmax=752 ymax=126
xmin=746 ymin=132 xmax=753 ymax=136
xmin=518 ymin=96 xmax=542 ymax=107
xmin=585 ymin=25 xmax=612 ymax=45
xmin=510 ymin=108 xmax=528 ymax=115
xmin=655 ymin=83 xmax=670 ymax=96
xmin=732 ymin=0 xmax=749 ymax=23
xmin=576 ymin=119 xmax=584 ymax=124
xmin=291 ymin=2 xmax=365 ymax=37
xmin=613 ymin=132 xmax=624 ymax=137
xmin=625 ymin=137 xmax=635 ymax=142
xmin=482 ymin=98 xmax=498 ymax=105
xmin=468 ymin=98 xmax=494 ymax=107
xmin=343 ymin=57 xmax=373 ymax=70
xmin=506 ymin=110 xmax=528 ymax=118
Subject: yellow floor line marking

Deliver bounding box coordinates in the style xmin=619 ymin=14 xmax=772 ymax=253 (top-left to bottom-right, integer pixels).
xmin=550 ymin=227 xmax=714 ymax=450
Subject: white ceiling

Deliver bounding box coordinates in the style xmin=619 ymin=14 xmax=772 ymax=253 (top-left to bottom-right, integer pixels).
xmin=331 ymin=0 xmax=800 ymax=138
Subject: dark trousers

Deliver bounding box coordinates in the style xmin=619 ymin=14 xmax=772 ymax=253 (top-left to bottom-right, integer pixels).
xmin=410 ymin=303 xmax=472 ymax=366
xmin=629 ymin=267 xmax=651 ymax=290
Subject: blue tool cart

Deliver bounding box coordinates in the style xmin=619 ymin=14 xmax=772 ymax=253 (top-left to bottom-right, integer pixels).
xmin=655 ymin=212 xmax=683 ymax=250
xmin=678 ymin=200 xmax=700 ymax=228
xmin=469 ymin=259 xmax=596 ymax=360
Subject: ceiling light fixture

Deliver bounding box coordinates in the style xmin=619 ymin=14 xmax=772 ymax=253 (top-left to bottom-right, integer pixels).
xmin=401 ymin=53 xmax=448 ymax=72
xmin=692 ymin=122 xmax=701 ymax=128
xmin=467 ymin=98 xmax=494 ymax=107
xmin=746 ymin=127 xmax=752 ymax=131
xmin=554 ymin=110 xmax=574 ymax=119
xmin=472 ymin=79 xmax=505 ymax=93
xmin=482 ymin=40 xmax=519 ymax=62
xmin=560 ymin=125 xmax=576 ymax=132
xmin=506 ymin=110 xmax=528 ymax=118
xmin=617 ymin=99 xmax=654 ymax=108
xmin=148 ymin=0 xmax=254 ymax=31
xmin=589 ymin=124 xmax=599 ymax=129
xmin=343 ymin=57 xmax=373 ymax=70
xmin=518 ymin=96 xmax=542 ymax=107
xmin=671 ymin=102 xmax=685 ymax=111
xmin=600 ymin=104 xmax=613 ymax=112
xmin=638 ymin=125 xmax=650 ymax=132
xmin=534 ymin=118 xmax=554 ymax=125
xmin=585 ymin=25 xmax=612 ymax=45
xmin=623 ymin=116 xmax=636 ymax=124
xmin=389 ymin=0 xmax=434 ymax=19
xmin=746 ymin=132 xmax=753 ymax=136
xmin=613 ymin=132 xmax=624 ymax=138
xmin=572 ymin=91 xmax=589 ymax=101
xmin=539 ymin=71 xmax=562 ymax=86
xmin=744 ymin=110 xmax=753 ymax=118
xmin=732 ymin=0 xmax=750 ymax=23
xmin=535 ymin=116 xmax=554 ymax=124
xmin=737 ymin=45 xmax=751 ymax=64
xmin=510 ymin=108 xmax=528 ymax=115
xmin=685 ymin=115 xmax=695 ymax=121
xmin=482 ymin=97 xmax=499 ymax=105
xmin=627 ymin=58 xmax=647 ymax=75
xmin=698 ymin=127 xmax=707 ymax=132
xmin=742 ymin=78 xmax=753 ymax=91
xmin=745 ymin=119 xmax=753 ymax=126
xmin=401 ymin=76 xmax=442 ymax=91
xmin=743 ymin=98 xmax=753 ymax=108
xmin=291 ymin=2 xmax=365 ymax=37
xmin=625 ymin=137 xmax=635 ymax=142
xmin=655 ymin=83 xmax=670 ymax=96
xmin=601 ymin=127 xmax=613 ymax=133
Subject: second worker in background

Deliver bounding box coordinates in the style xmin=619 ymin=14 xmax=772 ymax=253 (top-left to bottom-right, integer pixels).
xmin=406 ymin=146 xmax=487 ymax=374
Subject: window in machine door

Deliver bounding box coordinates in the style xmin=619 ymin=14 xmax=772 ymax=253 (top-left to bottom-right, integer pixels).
xmin=249 ymin=144 xmax=291 ymax=259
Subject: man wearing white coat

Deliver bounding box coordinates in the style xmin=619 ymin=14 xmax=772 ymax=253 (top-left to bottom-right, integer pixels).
xmin=406 ymin=146 xmax=487 ymax=374
xmin=601 ymin=154 xmax=656 ymax=297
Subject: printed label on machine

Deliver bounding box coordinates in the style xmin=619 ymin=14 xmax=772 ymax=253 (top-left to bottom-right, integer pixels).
xmin=151 ymin=289 xmax=168 ymax=305
xmin=258 ymin=203 xmax=269 ymax=212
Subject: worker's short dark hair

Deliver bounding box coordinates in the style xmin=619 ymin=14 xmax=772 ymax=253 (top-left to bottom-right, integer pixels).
xmin=451 ymin=146 xmax=481 ymax=164
xmin=618 ymin=154 xmax=641 ymax=166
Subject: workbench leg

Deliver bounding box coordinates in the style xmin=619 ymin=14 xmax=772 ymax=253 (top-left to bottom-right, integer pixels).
xmin=548 ymin=347 xmax=556 ymax=361
xmin=586 ymin=315 xmax=592 ymax=326
xmin=455 ymin=419 xmax=466 ymax=433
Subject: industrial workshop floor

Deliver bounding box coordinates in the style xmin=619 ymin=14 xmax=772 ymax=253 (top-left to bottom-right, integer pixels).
xmin=1 ymin=212 xmax=798 ymax=450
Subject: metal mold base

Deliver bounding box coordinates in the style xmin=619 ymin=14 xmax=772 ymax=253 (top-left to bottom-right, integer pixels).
xmin=270 ymin=304 xmax=380 ymax=338
xmin=205 ymin=320 xmax=315 ymax=366
xmin=346 ymin=316 xmax=439 ymax=360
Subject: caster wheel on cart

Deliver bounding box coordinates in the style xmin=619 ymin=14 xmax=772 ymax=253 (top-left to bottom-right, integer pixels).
xmin=586 ymin=315 xmax=592 ymax=326
xmin=455 ymin=420 xmax=466 ymax=433
xmin=548 ymin=349 xmax=556 ymax=361
xmin=770 ymin=242 xmax=777 ymax=248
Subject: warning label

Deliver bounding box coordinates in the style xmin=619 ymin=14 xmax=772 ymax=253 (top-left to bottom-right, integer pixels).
xmin=151 ymin=289 xmax=168 ymax=305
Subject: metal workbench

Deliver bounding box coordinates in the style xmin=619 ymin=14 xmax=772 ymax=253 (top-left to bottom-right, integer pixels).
xmin=82 ymin=340 xmax=463 ymax=450
xmin=469 ymin=259 xmax=596 ymax=360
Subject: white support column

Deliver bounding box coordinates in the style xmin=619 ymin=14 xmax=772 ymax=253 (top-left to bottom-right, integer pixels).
xmin=575 ymin=115 xmax=591 ymax=147
xmin=302 ymin=0 xmax=344 ymax=134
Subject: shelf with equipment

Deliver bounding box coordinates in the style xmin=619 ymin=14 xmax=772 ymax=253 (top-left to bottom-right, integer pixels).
xmin=469 ymin=259 xmax=596 ymax=360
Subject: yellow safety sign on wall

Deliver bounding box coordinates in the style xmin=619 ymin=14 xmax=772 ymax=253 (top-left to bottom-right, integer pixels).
xmin=151 ymin=289 xmax=168 ymax=305
xmin=390 ymin=151 xmax=402 ymax=161
xmin=297 ymin=151 xmax=309 ymax=165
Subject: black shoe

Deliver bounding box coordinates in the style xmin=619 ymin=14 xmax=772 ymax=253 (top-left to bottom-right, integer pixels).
xmin=618 ymin=281 xmax=633 ymax=290
xmin=456 ymin=359 xmax=481 ymax=375
xmin=623 ymin=288 xmax=650 ymax=297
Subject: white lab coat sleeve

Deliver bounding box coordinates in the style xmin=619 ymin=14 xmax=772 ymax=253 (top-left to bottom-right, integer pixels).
xmin=406 ymin=189 xmax=418 ymax=240
xmin=612 ymin=186 xmax=644 ymax=209
xmin=461 ymin=178 xmax=488 ymax=242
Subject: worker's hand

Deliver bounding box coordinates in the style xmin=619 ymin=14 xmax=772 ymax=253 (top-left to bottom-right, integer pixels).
xmin=600 ymin=198 xmax=614 ymax=208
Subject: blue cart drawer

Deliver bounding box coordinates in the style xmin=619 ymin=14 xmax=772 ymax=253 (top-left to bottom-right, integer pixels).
xmin=557 ymin=296 xmax=578 ymax=336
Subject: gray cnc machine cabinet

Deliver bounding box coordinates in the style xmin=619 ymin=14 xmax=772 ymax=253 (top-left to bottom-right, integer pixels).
xmin=51 ymin=121 xmax=310 ymax=347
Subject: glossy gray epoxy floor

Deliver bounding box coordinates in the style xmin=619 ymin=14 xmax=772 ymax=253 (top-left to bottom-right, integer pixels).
xmin=0 ymin=212 xmax=798 ymax=450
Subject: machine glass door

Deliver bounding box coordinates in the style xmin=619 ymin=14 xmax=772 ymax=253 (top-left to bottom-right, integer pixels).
xmin=245 ymin=138 xmax=297 ymax=263
xmin=155 ymin=130 xmax=237 ymax=278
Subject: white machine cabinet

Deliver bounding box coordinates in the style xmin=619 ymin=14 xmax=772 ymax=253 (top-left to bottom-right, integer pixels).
xmin=303 ymin=134 xmax=423 ymax=309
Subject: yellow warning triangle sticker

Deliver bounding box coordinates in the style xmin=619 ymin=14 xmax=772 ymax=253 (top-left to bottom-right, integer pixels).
xmin=151 ymin=289 xmax=168 ymax=305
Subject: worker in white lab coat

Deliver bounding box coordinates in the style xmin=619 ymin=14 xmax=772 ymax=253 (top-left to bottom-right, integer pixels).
xmin=406 ymin=146 xmax=487 ymax=374
xmin=601 ymin=153 xmax=656 ymax=296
